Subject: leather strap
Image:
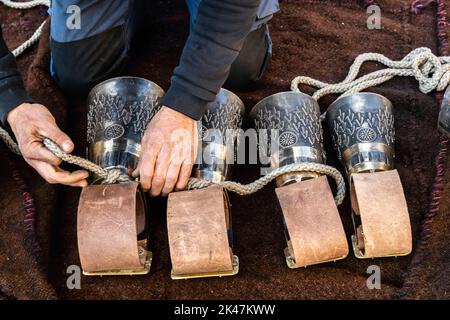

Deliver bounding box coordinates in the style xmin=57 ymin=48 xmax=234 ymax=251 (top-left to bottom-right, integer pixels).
xmin=275 ymin=176 xmax=348 ymax=268
xmin=77 ymin=181 xmax=149 ymax=273
xmin=167 ymin=185 xmax=234 ymax=276
xmin=351 ymin=169 xmax=412 ymax=258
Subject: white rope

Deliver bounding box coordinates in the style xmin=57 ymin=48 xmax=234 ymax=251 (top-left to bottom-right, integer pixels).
xmin=188 ymin=163 xmax=346 ymax=205
xmin=0 ymin=0 xmax=51 ymax=57
xmin=0 ymin=126 xmax=130 ymax=184
xmin=291 ymin=47 xmax=450 ymax=102
xmin=0 ymin=124 xmax=346 ymax=201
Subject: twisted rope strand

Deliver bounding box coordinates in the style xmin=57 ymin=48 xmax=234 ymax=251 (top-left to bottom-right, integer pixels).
xmin=188 ymin=162 xmax=346 ymax=205
xmin=0 ymin=0 xmax=50 ymax=57
xmin=0 ymin=125 xmax=346 ymax=201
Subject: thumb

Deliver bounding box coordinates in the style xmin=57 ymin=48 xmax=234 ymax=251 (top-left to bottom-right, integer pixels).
xmin=41 ymin=122 xmax=74 ymax=153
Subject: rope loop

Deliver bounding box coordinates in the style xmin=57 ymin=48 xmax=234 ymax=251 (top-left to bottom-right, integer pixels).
xmin=291 ymin=47 xmax=450 ymax=101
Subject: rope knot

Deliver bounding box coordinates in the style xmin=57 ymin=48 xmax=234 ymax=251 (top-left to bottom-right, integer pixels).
xmin=102 ymin=168 xmax=130 ymax=185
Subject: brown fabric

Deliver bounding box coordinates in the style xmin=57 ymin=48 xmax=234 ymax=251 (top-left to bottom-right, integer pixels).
xmin=351 ymin=170 xmax=412 ymax=258
xmin=77 ymin=182 xmax=145 ymax=273
xmin=167 ymin=186 xmax=233 ymax=276
xmin=0 ymin=0 xmax=449 ymax=299
xmin=276 ymin=176 xmax=348 ymax=267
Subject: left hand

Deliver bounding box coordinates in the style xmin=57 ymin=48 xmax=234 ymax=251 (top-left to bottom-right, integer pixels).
xmin=133 ymin=106 xmax=198 ymax=196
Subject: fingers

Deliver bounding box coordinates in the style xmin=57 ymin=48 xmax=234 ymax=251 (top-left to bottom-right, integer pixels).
xmin=25 ymin=139 xmax=63 ymax=166
xmin=175 ymin=162 xmax=194 ymax=192
xmin=40 ymin=122 xmax=74 ymax=153
xmin=20 ymin=119 xmax=74 ymax=166
xmin=135 ymin=142 xmax=161 ymax=192
xmin=28 ymin=159 xmax=88 ymax=187
xmin=161 ymin=161 xmax=183 ymax=196
xmin=150 ymin=144 xmax=172 ymax=197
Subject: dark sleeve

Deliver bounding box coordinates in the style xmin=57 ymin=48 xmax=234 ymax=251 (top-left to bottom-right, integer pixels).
xmin=0 ymin=26 xmax=34 ymax=126
xmin=160 ymin=0 xmax=260 ymax=120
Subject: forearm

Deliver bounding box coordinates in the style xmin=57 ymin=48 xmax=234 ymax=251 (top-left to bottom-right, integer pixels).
xmin=0 ymin=27 xmax=33 ymax=126
xmin=161 ymin=0 xmax=260 ymax=120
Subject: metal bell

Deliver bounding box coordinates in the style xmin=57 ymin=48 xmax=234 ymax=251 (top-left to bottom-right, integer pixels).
xmin=438 ymin=86 xmax=450 ymax=138
xmin=86 ymin=76 xmax=165 ymax=183
xmin=78 ymin=77 xmax=164 ymax=276
xmin=326 ymin=92 xmax=411 ymax=259
xmin=250 ymin=92 xmax=348 ymax=268
xmin=325 ymin=92 xmax=395 ymax=176
xmin=193 ymin=88 xmax=245 ymax=183
xmin=250 ymin=91 xmax=325 ymax=186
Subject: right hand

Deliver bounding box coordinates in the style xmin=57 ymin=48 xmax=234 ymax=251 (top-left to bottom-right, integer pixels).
xmin=7 ymin=103 xmax=88 ymax=187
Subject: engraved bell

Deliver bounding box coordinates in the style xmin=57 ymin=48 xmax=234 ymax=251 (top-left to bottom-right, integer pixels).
xmin=325 ymin=92 xmax=395 ymax=176
xmin=439 ymin=86 xmax=450 ymax=138
xmin=193 ymin=88 xmax=245 ymax=183
xmin=250 ymin=91 xmax=325 ymax=186
xmin=86 ymin=77 xmax=165 ymax=183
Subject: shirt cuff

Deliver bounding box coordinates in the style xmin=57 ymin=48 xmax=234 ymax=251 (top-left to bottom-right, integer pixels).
xmin=160 ymin=82 xmax=208 ymax=121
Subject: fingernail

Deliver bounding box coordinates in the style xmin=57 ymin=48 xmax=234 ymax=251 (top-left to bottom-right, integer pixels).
xmin=62 ymin=141 xmax=73 ymax=152
xmin=161 ymin=193 xmax=167 ymax=197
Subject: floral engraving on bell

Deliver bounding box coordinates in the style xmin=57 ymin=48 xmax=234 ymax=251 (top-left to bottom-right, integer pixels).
xmin=202 ymin=101 xmax=244 ymax=139
xmin=87 ymin=95 xmax=161 ymax=143
xmin=104 ymin=124 xmax=125 ymax=140
xmin=331 ymin=108 xmax=394 ymax=159
xmin=253 ymin=101 xmax=322 ymax=147
xmin=279 ymin=131 xmax=298 ymax=148
xmin=356 ymin=126 xmax=377 ymax=142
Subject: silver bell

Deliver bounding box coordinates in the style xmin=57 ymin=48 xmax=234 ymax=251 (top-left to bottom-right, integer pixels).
xmin=86 ymin=76 xmax=165 ymax=183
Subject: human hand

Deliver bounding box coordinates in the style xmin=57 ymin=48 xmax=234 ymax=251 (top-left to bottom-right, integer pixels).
xmin=7 ymin=103 xmax=88 ymax=187
xmin=133 ymin=106 xmax=198 ymax=196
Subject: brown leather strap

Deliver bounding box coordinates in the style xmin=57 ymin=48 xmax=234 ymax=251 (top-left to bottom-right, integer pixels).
xmin=77 ymin=182 xmax=148 ymax=273
xmin=351 ymin=170 xmax=412 ymax=258
xmin=167 ymin=185 xmax=234 ymax=276
xmin=275 ymin=176 xmax=348 ymax=268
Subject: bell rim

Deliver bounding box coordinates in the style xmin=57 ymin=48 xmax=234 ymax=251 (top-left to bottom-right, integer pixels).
xmin=249 ymin=91 xmax=318 ymax=119
xmin=213 ymin=88 xmax=246 ymax=116
xmin=327 ymin=92 xmax=393 ymax=117
xmin=87 ymin=76 xmax=165 ymax=101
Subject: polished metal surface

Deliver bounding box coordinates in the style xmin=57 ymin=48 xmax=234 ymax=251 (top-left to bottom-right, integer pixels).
xmin=193 ymin=88 xmax=245 ymax=183
xmin=326 ymin=92 xmax=395 ymax=176
xmin=438 ymin=86 xmax=450 ymax=138
xmin=86 ymin=77 xmax=165 ymax=184
xmin=250 ymin=91 xmax=325 ymax=186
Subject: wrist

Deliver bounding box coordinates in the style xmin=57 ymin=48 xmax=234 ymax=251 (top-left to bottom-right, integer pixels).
xmin=6 ymin=103 xmax=28 ymax=127
xmin=161 ymin=105 xmax=196 ymax=122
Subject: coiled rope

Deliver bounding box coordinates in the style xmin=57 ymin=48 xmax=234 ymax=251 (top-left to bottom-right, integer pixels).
xmin=291 ymin=47 xmax=450 ymax=102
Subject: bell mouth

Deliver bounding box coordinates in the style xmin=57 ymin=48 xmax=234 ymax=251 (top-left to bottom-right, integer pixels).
xmin=327 ymin=92 xmax=393 ymax=115
xmin=249 ymin=91 xmax=318 ymax=119
xmin=88 ymin=76 xmax=165 ymax=101
xmin=211 ymin=88 xmax=246 ymax=116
